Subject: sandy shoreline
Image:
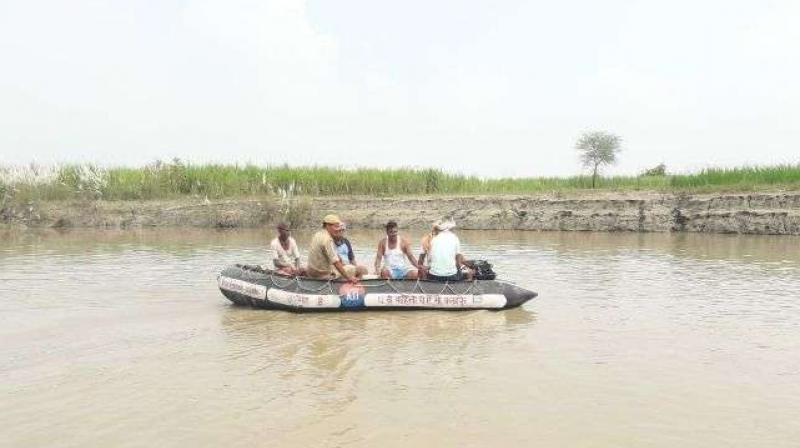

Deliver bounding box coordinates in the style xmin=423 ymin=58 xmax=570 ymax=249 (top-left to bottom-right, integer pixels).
xmin=2 ymin=191 xmax=800 ymax=235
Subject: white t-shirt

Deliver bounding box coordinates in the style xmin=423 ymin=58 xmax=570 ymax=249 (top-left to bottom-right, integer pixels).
xmin=428 ymin=230 xmax=460 ymax=276
xmin=270 ymin=237 xmax=300 ymax=267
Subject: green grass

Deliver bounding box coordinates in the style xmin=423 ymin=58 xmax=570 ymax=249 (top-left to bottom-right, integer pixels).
xmin=2 ymin=161 xmax=800 ymax=202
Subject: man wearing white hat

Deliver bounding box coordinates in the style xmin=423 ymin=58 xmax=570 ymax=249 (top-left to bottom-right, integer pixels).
xmin=427 ymin=219 xmax=473 ymax=282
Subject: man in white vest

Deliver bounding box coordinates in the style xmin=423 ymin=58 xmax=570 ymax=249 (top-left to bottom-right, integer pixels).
xmin=374 ymin=220 xmax=421 ymax=279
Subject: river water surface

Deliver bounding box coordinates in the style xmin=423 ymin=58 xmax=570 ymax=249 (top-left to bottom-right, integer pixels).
xmin=1 ymin=229 xmax=799 ymax=447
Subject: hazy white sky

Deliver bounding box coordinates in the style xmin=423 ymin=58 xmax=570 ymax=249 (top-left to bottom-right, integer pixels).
xmin=1 ymin=0 xmax=798 ymax=177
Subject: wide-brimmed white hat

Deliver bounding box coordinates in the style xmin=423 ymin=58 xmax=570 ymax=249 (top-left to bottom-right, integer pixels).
xmin=435 ymin=219 xmax=456 ymax=231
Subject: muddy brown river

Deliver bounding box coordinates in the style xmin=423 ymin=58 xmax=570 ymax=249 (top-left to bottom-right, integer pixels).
xmin=1 ymin=229 xmax=799 ymax=447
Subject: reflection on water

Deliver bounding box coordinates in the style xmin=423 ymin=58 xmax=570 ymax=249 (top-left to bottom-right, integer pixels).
xmin=1 ymin=228 xmax=799 ymax=448
xmin=219 ymin=307 xmax=535 ymax=385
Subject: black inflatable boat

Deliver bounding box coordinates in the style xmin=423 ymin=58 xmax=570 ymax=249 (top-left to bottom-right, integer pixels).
xmin=217 ymin=264 xmax=537 ymax=311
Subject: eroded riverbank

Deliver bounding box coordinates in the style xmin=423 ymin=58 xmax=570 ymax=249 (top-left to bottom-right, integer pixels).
xmin=2 ymin=191 xmax=800 ymax=234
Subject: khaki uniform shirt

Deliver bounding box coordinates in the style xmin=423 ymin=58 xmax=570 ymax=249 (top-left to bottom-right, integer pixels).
xmin=307 ymin=229 xmax=338 ymax=278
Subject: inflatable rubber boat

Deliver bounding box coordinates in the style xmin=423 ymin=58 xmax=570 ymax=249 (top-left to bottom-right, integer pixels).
xmin=217 ymin=264 xmax=537 ymax=311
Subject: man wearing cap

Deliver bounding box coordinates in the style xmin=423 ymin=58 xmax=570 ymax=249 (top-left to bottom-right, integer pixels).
xmin=333 ymin=223 xmax=369 ymax=277
xmin=270 ymin=222 xmax=304 ymax=275
xmin=427 ymin=219 xmax=473 ymax=282
xmin=333 ymin=222 xmax=356 ymax=264
xmin=307 ymin=214 xmax=360 ymax=282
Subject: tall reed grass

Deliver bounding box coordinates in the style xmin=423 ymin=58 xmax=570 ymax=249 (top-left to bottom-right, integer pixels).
xmin=2 ymin=161 xmax=800 ymax=202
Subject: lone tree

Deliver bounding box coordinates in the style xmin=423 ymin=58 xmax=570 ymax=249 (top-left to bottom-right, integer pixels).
xmin=575 ymin=130 xmax=622 ymax=188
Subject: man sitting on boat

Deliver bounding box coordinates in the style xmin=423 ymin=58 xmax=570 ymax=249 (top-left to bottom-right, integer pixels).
xmin=374 ymin=220 xmax=422 ymax=279
xmin=417 ymin=221 xmax=440 ymax=270
xmin=306 ymin=214 xmax=360 ymax=282
xmin=333 ymin=222 xmax=368 ymax=277
xmin=270 ymin=222 xmax=305 ymax=276
xmin=427 ymin=219 xmax=474 ymax=282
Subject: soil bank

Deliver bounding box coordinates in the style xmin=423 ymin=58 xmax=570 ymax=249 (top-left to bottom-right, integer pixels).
xmin=2 ymin=191 xmax=800 ymax=235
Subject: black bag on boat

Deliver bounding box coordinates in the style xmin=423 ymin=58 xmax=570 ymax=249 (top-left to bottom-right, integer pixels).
xmin=465 ymin=259 xmax=496 ymax=280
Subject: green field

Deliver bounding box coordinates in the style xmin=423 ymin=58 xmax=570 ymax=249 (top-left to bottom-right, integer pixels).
xmin=2 ymin=161 xmax=800 ymax=202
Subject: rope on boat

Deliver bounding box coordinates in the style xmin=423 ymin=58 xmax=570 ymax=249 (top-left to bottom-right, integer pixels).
xmin=269 ymin=272 xmax=296 ymax=289
xmin=453 ymin=279 xmax=483 ymax=295
xmin=258 ymin=266 xmax=484 ymax=296
xmin=412 ymin=279 xmax=425 ymax=294
xmin=295 ymin=276 xmax=338 ymax=293
xmin=381 ymin=278 xmax=456 ymax=295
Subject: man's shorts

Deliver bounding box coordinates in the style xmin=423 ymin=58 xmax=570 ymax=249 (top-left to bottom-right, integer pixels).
xmin=389 ymin=266 xmax=413 ymax=279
